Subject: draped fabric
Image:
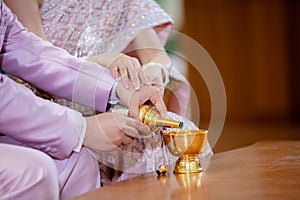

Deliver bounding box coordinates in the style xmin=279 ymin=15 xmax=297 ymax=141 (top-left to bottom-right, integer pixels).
xmin=39 ymin=0 xmax=212 ymax=185
xmin=40 ymin=0 xmax=172 ymax=57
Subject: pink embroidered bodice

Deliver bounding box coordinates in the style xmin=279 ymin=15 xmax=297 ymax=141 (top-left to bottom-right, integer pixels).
xmin=40 ymin=0 xmax=173 ymax=57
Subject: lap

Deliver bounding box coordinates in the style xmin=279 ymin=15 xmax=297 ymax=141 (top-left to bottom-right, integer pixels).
xmin=0 ymin=138 xmax=100 ymax=200
xmin=0 ymin=142 xmax=56 ymax=172
xmin=0 ymin=143 xmax=59 ymax=200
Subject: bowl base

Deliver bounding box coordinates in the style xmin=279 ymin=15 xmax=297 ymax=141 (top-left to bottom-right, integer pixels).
xmin=174 ymin=155 xmax=203 ymax=174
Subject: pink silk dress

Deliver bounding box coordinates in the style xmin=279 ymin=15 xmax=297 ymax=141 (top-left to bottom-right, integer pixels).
xmin=39 ymin=0 xmax=213 ymax=185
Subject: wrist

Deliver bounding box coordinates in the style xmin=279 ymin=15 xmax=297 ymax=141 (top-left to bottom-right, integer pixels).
xmin=142 ymin=62 xmax=170 ymax=87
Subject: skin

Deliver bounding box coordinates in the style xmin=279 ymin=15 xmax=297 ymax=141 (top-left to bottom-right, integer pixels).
xmin=85 ymin=83 xmax=167 ymax=152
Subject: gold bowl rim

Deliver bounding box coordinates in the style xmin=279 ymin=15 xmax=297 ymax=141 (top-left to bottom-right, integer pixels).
xmin=164 ymin=129 xmax=208 ymax=136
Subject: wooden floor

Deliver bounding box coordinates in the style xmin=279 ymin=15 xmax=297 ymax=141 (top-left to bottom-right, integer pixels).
xmin=72 ymin=140 xmax=300 ymax=200
xmin=213 ymin=121 xmax=300 ymax=153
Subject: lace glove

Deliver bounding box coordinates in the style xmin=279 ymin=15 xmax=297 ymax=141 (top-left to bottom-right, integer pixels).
xmin=142 ymin=62 xmax=169 ymax=86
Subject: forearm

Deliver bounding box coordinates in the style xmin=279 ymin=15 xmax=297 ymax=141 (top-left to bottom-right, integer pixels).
xmin=4 ymin=0 xmax=48 ymax=40
xmin=0 ymin=74 xmax=84 ymax=159
xmin=125 ymin=28 xmax=171 ymax=89
xmin=126 ymin=28 xmax=172 ymax=70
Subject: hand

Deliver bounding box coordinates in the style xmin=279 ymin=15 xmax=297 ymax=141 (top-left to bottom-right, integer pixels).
xmin=143 ymin=63 xmax=166 ymax=95
xmin=116 ymin=82 xmax=167 ymax=119
xmin=87 ymin=52 xmax=149 ymax=89
xmin=83 ymin=112 xmax=150 ymax=152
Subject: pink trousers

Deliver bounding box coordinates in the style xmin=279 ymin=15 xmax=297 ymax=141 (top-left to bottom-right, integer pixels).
xmin=0 ymin=142 xmax=100 ymax=200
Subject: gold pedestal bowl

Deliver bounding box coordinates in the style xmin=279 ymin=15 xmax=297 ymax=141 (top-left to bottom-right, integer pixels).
xmin=163 ymin=129 xmax=207 ymax=174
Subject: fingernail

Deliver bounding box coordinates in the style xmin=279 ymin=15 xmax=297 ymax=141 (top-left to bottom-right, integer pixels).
xmin=145 ymin=81 xmax=151 ymax=86
xmin=125 ymin=84 xmax=129 ymax=89
xmin=134 ymin=82 xmax=140 ymax=90
xmin=143 ymin=78 xmax=150 ymax=86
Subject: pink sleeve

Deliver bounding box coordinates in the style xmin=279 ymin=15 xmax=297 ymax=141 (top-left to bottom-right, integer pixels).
xmin=0 ymin=74 xmax=84 ymax=159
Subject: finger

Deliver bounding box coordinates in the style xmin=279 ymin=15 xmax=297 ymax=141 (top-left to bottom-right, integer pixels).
xmin=121 ymin=136 xmax=133 ymax=145
xmin=149 ymin=94 xmax=167 ymax=118
xmin=139 ymin=71 xmax=150 ymax=86
xmin=128 ymin=68 xmax=140 ymax=90
xmin=119 ymin=58 xmax=137 ymax=88
xmin=156 ymin=103 xmax=167 ymax=118
xmin=118 ymin=64 xmax=130 ymax=89
xmin=109 ymin=65 xmax=119 ymax=79
xmin=124 ymin=59 xmax=141 ymax=90
xmin=155 ymin=103 xmax=167 ymax=118
xmin=114 ymin=64 xmax=128 ymax=79
xmin=131 ymin=58 xmax=149 ymax=89
xmin=120 ymin=124 xmax=140 ymax=138
xmin=103 ymin=140 xmax=120 ymax=150
xmin=126 ymin=118 xmax=151 ymax=135
xmin=128 ymin=105 xmax=140 ymax=121
xmin=130 ymin=59 xmax=149 ymax=86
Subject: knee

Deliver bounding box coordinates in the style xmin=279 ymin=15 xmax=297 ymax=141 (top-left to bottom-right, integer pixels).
xmin=24 ymin=150 xmax=59 ymax=188
xmin=59 ymin=148 xmax=99 ymax=200
xmin=1 ymin=147 xmax=59 ymax=200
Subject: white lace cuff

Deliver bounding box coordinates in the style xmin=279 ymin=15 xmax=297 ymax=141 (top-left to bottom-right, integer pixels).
xmin=108 ymin=80 xmax=120 ymax=105
xmin=73 ymin=117 xmax=87 ymax=153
